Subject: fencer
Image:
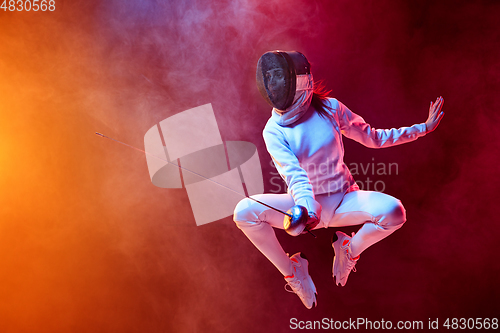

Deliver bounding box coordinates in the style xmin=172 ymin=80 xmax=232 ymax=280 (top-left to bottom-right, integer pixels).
xmin=233 ymin=50 xmax=444 ymax=309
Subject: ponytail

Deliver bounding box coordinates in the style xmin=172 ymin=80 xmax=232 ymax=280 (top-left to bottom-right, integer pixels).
xmin=311 ymin=80 xmax=334 ymax=120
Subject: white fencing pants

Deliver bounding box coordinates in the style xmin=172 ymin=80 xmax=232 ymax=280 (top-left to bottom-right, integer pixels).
xmin=233 ymin=190 xmax=406 ymax=277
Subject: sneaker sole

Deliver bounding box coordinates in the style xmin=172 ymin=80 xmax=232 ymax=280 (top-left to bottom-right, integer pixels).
xmin=297 ymin=253 xmax=318 ymax=308
xmin=332 ymin=231 xmax=349 ymax=287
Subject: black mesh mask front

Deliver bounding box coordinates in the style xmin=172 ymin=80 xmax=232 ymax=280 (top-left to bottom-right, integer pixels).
xmin=256 ymin=51 xmax=310 ymax=110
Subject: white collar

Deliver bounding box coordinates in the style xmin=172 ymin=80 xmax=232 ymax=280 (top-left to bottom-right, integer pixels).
xmin=271 ymin=74 xmax=314 ymax=126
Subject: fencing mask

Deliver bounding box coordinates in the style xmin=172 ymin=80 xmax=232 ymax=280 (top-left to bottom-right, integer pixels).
xmin=256 ymin=51 xmax=311 ymax=111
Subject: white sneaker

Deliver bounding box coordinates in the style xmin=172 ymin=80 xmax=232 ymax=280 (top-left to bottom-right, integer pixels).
xmin=332 ymin=231 xmax=359 ymax=287
xmin=284 ymin=253 xmax=317 ymax=309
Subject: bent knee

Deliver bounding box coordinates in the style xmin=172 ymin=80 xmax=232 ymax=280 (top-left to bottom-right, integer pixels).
xmin=233 ymin=197 xmax=260 ymax=229
xmin=379 ymin=200 xmax=406 ymax=229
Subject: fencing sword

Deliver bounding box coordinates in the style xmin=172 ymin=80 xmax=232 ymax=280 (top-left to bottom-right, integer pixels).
xmin=95 ymin=132 xmax=316 ymax=237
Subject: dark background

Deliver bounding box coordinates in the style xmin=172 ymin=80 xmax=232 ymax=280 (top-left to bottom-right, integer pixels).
xmin=0 ymin=0 xmax=499 ymax=332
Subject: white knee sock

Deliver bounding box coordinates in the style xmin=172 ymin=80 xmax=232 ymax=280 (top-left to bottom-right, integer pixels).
xmin=349 ymin=219 xmax=402 ymax=258
xmin=238 ymin=222 xmax=293 ymax=277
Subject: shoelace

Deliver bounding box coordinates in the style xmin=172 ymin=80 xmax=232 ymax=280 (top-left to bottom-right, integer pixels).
xmin=346 ymin=256 xmax=357 ymax=273
xmin=284 ymin=279 xmax=302 ymax=294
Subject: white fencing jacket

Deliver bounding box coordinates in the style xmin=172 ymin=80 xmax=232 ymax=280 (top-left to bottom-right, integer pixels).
xmin=263 ymin=77 xmax=427 ymax=217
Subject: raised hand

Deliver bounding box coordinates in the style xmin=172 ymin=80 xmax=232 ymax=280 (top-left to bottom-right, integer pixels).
xmin=425 ymin=96 xmax=445 ymax=133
